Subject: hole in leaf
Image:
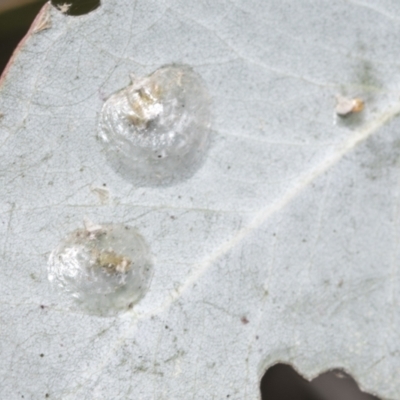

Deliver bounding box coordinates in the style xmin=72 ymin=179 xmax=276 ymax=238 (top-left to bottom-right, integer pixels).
xmin=51 ymin=0 xmax=100 ymax=16
xmin=260 ymin=363 xmax=380 ymax=400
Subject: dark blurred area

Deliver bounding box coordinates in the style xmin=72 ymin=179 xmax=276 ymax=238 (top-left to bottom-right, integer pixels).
xmin=261 ymin=364 xmax=380 ymax=400
xmin=0 ymin=0 xmax=100 ymax=75
xmin=0 ymin=2 xmax=384 ymax=400
xmin=0 ymin=0 xmax=47 ymax=74
xmin=51 ymin=0 xmax=100 ymax=16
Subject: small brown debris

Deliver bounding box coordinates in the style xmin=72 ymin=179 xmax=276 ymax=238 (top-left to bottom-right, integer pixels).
xmin=90 ymin=185 xmax=110 ymax=204
xmin=96 ymin=249 xmax=131 ymax=273
xmin=56 ymin=3 xmax=72 ymax=13
xmin=335 ymin=95 xmax=364 ymax=117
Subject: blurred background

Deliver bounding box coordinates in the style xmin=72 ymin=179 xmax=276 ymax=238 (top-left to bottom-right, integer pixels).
xmin=0 ymin=0 xmax=47 ymax=74
xmin=0 ymin=1 xmax=383 ymax=399
xmin=0 ymin=0 xmax=101 ymax=75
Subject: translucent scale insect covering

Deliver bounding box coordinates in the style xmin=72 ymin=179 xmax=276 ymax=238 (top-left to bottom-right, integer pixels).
xmin=48 ymin=224 xmax=153 ymax=317
xmin=98 ymin=64 xmax=211 ymax=186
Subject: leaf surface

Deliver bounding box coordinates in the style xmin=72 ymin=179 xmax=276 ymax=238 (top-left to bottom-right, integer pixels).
xmin=1 ymin=1 xmax=400 ymax=398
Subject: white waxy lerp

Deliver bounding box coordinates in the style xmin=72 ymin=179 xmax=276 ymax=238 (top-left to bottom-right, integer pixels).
xmin=98 ymin=64 xmax=211 ymax=186
xmin=48 ymin=223 xmax=153 ymax=317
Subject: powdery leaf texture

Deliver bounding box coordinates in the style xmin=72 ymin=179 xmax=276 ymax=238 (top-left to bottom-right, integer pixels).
xmin=1 ymin=0 xmax=400 ymax=398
